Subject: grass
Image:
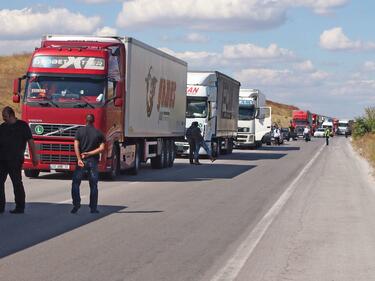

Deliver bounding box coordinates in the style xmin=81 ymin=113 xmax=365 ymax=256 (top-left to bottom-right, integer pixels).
xmin=0 ymin=54 xmax=31 ymax=115
xmin=266 ymin=100 xmax=298 ymax=127
xmin=352 ymin=133 xmax=375 ymax=173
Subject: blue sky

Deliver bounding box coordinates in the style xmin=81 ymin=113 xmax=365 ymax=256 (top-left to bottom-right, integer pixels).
xmin=0 ymin=0 xmax=374 ymax=119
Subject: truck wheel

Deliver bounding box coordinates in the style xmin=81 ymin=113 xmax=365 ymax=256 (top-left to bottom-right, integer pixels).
xmin=167 ymin=140 xmax=175 ymax=167
xmin=128 ymin=144 xmax=140 ymax=175
xmin=227 ymin=140 xmax=234 ymax=154
xmin=212 ymin=141 xmax=219 ymax=158
xmin=151 ymin=140 xmax=165 ymax=169
xmin=24 ymin=169 xmax=40 ymax=178
xmin=106 ymin=144 xmax=120 ymax=180
xmin=163 ymin=140 xmax=169 ymax=168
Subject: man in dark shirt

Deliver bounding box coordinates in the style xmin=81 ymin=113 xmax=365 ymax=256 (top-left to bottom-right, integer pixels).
xmin=71 ymin=114 xmax=105 ymax=214
xmin=189 ymin=121 xmax=215 ymax=165
xmin=0 ymin=106 xmax=37 ymax=214
xmin=185 ymin=123 xmax=196 ymax=164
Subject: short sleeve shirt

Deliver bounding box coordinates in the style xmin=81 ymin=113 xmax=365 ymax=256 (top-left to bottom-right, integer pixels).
xmin=0 ymin=120 xmax=33 ymax=162
xmin=75 ymin=125 xmax=105 ymax=160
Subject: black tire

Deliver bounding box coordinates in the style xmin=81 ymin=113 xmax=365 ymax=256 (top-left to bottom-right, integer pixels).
xmin=212 ymin=141 xmax=220 ymax=158
xmin=151 ymin=140 xmax=165 ymax=169
xmin=167 ymin=140 xmax=175 ymax=167
xmin=24 ymin=169 xmax=40 ymax=178
xmin=227 ymin=139 xmax=233 ymax=154
xmin=128 ymin=144 xmax=140 ymax=175
xmin=163 ymin=140 xmax=169 ymax=168
xmin=106 ymin=144 xmax=120 ymax=180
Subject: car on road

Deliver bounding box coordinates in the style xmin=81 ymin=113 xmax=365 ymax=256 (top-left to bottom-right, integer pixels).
xmin=314 ymin=127 xmax=325 ymax=137
xmin=281 ymin=128 xmax=291 ymax=141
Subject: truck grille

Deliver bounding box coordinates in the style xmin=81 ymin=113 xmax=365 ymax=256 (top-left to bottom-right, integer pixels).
xmin=40 ymin=143 xmax=75 ymax=152
xmin=40 ymin=154 xmax=77 ymax=164
xmin=30 ymin=123 xmax=83 ymax=138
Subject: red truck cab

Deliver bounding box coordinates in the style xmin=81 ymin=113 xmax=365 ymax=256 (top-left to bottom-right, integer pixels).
xmin=13 ymin=36 xmax=125 ymax=178
xmin=292 ymin=110 xmax=312 ymax=137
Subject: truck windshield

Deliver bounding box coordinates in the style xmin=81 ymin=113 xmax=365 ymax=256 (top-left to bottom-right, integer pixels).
xmin=294 ymin=120 xmax=307 ymax=125
xmin=24 ymin=76 xmax=106 ymax=108
xmin=239 ymin=105 xmax=255 ymax=120
xmin=338 ymin=123 xmax=348 ymax=127
xmin=186 ymin=97 xmax=207 ymax=118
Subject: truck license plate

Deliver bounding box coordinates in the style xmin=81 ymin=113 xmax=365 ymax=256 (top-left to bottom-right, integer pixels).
xmin=50 ymin=164 xmax=70 ymax=170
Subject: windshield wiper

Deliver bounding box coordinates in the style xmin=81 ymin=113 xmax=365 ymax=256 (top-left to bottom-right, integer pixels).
xmin=37 ymin=100 xmax=59 ymax=108
xmin=74 ymin=101 xmax=95 ymax=109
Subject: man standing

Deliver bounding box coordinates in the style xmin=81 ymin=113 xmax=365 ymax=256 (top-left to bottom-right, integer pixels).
xmin=71 ymin=114 xmax=105 ymax=214
xmin=273 ymin=124 xmax=281 ymax=145
xmin=190 ymin=121 xmax=215 ymax=165
xmin=324 ymin=127 xmax=331 ymax=146
xmin=185 ymin=123 xmax=196 ymax=164
xmin=0 ymin=106 xmax=37 ymax=214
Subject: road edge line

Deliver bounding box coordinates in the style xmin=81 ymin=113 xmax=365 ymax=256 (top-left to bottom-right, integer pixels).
xmin=210 ymin=144 xmax=326 ymax=281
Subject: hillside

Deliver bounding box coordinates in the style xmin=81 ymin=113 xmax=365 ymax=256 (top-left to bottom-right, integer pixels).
xmin=0 ymin=54 xmax=298 ymax=123
xmin=266 ymin=100 xmax=299 ymax=128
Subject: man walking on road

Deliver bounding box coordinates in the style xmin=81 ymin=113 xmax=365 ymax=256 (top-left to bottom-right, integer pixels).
xmin=185 ymin=123 xmax=196 ymax=164
xmin=189 ymin=121 xmax=215 ymax=165
xmin=324 ymin=127 xmax=331 ymax=145
xmin=0 ymin=106 xmax=37 ymax=214
xmin=71 ymin=114 xmax=105 ymax=214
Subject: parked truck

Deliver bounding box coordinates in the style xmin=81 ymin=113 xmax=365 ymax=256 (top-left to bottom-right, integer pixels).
xmin=12 ymin=35 xmax=187 ymax=179
xmin=336 ymin=119 xmax=353 ymax=135
xmin=292 ymin=110 xmax=312 ymax=137
xmin=235 ymin=89 xmax=271 ymax=148
xmin=175 ymin=71 xmax=240 ymax=157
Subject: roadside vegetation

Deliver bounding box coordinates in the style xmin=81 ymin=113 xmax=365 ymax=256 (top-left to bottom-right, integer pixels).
xmin=0 ymin=54 xmax=31 ymax=115
xmin=352 ymin=107 xmax=375 ymax=170
xmin=266 ymin=100 xmax=298 ymax=128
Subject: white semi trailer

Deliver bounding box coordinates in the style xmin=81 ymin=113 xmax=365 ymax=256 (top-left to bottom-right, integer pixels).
xmin=176 ymin=71 xmax=240 ymax=157
xmin=235 ymin=89 xmax=272 ymax=148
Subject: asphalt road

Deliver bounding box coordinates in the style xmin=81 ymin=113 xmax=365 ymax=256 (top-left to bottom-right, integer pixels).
xmin=0 ymin=136 xmax=374 ymax=281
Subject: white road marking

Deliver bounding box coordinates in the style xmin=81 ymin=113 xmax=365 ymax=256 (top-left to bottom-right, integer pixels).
xmin=210 ymin=144 xmax=326 ymax=281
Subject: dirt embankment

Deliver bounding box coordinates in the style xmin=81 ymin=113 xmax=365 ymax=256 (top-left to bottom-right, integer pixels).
xmin=266 ymin=100 xmax=299 ymax=128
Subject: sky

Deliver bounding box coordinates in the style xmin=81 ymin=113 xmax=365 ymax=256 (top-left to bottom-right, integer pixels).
xmin=0 ymin=0 xmax=374 ymax=119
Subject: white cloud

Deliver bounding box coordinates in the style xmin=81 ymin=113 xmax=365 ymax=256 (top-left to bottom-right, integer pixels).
xmin=94 ymin=26 xmax=117 ymax=36
xmin=288 ymin=0 xmax=348 ymax=14
xmin=78 ymin=0 xmax=111 ymax=3
xmin=161 ymin=43 xmax=295 ymax=69
xmin=363 ymin=61 xmax=375 ymax=71
xmin=234 ymin=67 xmax=329 ymax=87
xmin=0 ymin=39 xmax=39 ymax=55
xmin=0 ymin=8 xmax=101 ymax=39
xmin=184 ymin=33 xmax=208 ymax=43
xmin=293 ymin=60 xmax=315 ymax=72
xmin=117 ymin=0 xmax=348 ymax=31
xmin=223 ymin=43 xmax=294 ymax=59
xmin=319 ymin=27 xmax=361 ymax=51
xmin=320 ymin=27 xmax=375 ymax=51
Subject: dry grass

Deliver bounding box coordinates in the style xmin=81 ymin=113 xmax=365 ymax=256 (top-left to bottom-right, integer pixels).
xmin=0 ymin=54 xmax=31 ymax=115
xmin=352 ymin=133 xmax=375 ymax=172
xmin=266 ymin=100 xmax=299 ymax=127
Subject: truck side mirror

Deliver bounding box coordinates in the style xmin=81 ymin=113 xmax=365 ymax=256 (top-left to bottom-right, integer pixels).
xmin=209 ymin=101 xmax=217 ymax=120
xmin=255 ymin=108 xmax=260 ymax=119
xmin=13 ymin=78 xmax=21 ymax=103
xmin=13 ymin=78 xmax=20 ymax=95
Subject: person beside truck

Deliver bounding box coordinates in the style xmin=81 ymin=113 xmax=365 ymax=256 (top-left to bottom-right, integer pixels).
xmin=71 ymin=114 xmax=105 ymax=214
xmin=0 ymin=106 xmax=38 ymax=214
xmin=324 ymin=127 xmax=331 ymax=145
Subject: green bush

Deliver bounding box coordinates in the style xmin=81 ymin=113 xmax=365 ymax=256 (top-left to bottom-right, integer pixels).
xmin=353 ymin=107 xmax=375 ymax=138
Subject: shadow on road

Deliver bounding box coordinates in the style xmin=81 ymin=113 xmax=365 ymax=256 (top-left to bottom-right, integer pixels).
xmin=257 ymin=145 xmax=301 ymax=152
xmin=0 ymin=202 xmax=126 ymax=259
xmin=222 ymin=151 xmax=288 ymax=161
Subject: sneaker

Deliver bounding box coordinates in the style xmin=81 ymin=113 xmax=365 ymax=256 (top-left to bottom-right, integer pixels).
xmin=194 ymin=161 xmax=202 ymax=165
xmin=71 ymin=205 xmax=80 ymax=214
xmin=211 ymin=157 xmax=216 ymax=163
xmin=90 ymin=209 xmax=99 ymax=214
xmin=9 ymin=208 xmax=24 ymax=214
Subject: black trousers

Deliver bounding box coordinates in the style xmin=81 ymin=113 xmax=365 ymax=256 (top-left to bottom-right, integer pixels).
xmin=0 ymin=160 xmax=25 ymax=212
xmin=326 ymin=136 xmax=329 ymax=145
xmin=188 ymin=140 xmax=196 ymax=163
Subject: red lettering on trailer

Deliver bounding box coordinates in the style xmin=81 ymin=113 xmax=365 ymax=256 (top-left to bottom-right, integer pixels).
xmin=187 ymin=86 xmax=199 ymax=94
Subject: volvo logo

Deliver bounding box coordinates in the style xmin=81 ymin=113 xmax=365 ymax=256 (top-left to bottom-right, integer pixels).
xmin=35 ymin=125 xmax=44 ymax=135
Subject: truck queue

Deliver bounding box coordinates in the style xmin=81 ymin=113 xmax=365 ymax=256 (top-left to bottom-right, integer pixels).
xmin=9 ymin=35 xmax=351 ymax=182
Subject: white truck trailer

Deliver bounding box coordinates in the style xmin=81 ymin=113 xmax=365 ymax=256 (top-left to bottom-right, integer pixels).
xmin=235 ymin=89 xmax=272 ymax=148
xmin=175 ymin=71 xmax=240 ymax=156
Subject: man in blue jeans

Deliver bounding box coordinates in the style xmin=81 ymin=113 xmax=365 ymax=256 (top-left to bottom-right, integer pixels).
xmin=190 ymin=121 xmax=215 ymax=165
xmin=71 ymin=114 xmax=105 ymax=214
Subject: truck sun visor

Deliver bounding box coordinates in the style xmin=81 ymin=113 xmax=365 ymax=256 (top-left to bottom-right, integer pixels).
xmin=32 ymin=56 xmax=105 ymax=70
